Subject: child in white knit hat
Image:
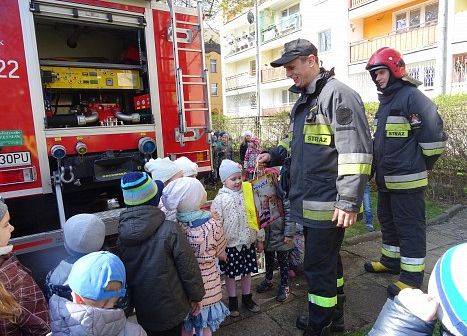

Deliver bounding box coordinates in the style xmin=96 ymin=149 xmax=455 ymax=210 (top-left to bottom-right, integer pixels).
xmin=211 ymin=159 xmax=264 ymax=316
xmin=144 ymin=157 xmax=184 ymax=220
xmin=174 ymin=177 xmax=229 ymax=336
xmin=174 ymin=156 xmax=199 ymax=177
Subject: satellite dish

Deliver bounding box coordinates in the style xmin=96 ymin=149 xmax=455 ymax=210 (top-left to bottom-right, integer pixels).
xmin=247 ymin=11 xmax=255 ymax=24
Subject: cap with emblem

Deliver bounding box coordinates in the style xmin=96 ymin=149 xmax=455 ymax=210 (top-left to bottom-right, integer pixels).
xmin=271 ymin=38 xmax=318 ymax=68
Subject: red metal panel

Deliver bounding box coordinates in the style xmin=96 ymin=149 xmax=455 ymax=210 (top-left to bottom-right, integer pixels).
xmin=152 ymin=8 xmax=211 ymax=168
xmin=0 ymin=0 xmax=43 ymax=194
xmin=46 ymin=132 xmax=156 ymax=155
xmin=63 ymin=0 xmax=145 ymax=13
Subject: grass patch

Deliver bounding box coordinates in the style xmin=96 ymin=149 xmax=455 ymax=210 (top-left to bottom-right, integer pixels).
xmin=343 ymin=326 xmax=372 ymax=336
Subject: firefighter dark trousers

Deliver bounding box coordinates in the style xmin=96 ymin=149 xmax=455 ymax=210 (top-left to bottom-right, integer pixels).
xmin=378 ymin=191 xmax=426 ymax=288
xmin=303 ymin=227 xmax=345 ymax=330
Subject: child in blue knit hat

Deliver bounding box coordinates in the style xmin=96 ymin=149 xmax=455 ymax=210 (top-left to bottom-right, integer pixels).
xmin=118 ymin=172 xmax=205 ymax=336
xmin=48 ymin=251 xmax=147 ymax=335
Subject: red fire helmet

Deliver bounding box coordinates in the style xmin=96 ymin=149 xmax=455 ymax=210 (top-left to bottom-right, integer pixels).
xmin=366 ymin=47 xmax=406 ymax=79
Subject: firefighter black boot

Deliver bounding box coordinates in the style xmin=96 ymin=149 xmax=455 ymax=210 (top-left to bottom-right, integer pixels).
xmin=364 ymin=261 xmax=400 ymax=274
xmin=296 ymin=313 xmax=308 ymax=330
xmin=331 ymin=294 xmax=346 ymax=332
xmin=303 ymin=323 xmax=332 ymax=336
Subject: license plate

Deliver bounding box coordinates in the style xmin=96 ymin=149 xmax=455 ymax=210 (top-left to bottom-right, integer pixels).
xmin=0 ymin=152 xmax=31 ymax=168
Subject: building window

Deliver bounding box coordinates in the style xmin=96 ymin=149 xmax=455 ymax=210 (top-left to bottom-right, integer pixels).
xmin=249 ymin=59 xmax=256 ymax=76
xmin=210 ymin=59 xmax=217 ymax=73
xmin=394 ymin=1 xmax=439 ymax=31
xmin=281 ymin=90 xmax=299 ymax=104
xmin=211 ymin=83 xmax=218 ymax=96
xmin=318 ymin=29 xmax=331 ymax=52
xmin=281 ymin=3 xmax=299 ymax=17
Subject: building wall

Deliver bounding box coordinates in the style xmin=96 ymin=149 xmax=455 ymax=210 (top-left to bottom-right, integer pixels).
xmin=363 ymin=0 xmax=428 ymax=39
xmin=206 ymin=51 xmax=223 ymax=115
xmin=455 ymin=0 xmax=467 ymax=12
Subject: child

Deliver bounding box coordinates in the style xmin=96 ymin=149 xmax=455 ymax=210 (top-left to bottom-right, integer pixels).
xmin=256 ymin=159 xmax=296 ymax=302
xmin=118 ymin=172 xmax=205 ymax=336
xmin=211 ymin=159 xmax=264 ymax=316
xmin=145 ymin=157 xmax=183 ymax=221
xmin=0 ymin=200 xmax=50 ymax=336
xmin=175 ymin=177 xmax=230 ymax=336
xmin=243 ymin=136 xmax=261 ymax=180
xmin=45 ymin=213 xmax=105 ymax=301
xmin=48 ymin=251 xmax=147 ymax=335
xmin=174 ymin=156 xmax=199 ymax=177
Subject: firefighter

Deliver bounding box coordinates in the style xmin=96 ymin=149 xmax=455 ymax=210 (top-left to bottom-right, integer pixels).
xmin=257 ymin=39 xmax=372 ymax=336
xmin=364 ymin=47 xmax=447 ymax=298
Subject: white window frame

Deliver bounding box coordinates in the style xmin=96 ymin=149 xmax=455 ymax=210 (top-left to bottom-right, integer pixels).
xmin=281 ymin=3 xmax=300 ymax=18
xmin=281 ymin=90 xmax=299 ymax=105
xmin=211 ymin=83 xmax=219 ymax=96
xmin=318 ymin=29 xmax=332 ymax=53
xmin=210 ymin=59 xmax=217 ymax=73
xmin=392 ymin=1 xmax=439 ymax=32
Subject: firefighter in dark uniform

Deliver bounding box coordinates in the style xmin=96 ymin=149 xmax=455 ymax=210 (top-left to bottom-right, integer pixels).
xmin=257 ymin=39 xmax=372 ymax=336
xmin=364 ymin=47 xmax=447 ymax=298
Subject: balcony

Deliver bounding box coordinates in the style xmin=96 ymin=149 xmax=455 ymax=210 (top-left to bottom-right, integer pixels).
xmin=225 ymin=31 xmax=256 ymax=57
xmin=225 ymin=72 xmax=257 ymax=91
xmin=350 ymin=24 xmax=437 ymax=63
xmin=261 ymin=67 xmax=287 ymax=83
xmin=349 ymin=0 xmax=373 ymax=9
xmin=261 ymin=13 xmax=301 ymax=44
xmin=262 ymin=103 xmax=294 ymax=116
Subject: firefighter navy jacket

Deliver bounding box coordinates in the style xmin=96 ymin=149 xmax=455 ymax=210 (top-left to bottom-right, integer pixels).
xmin=269 ymin=69 xmax=373 ymax=228
xmin=373 ymin=81 xmax=446 ymax=193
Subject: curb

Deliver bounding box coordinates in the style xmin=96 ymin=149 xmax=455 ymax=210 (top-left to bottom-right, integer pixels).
xmin=344 ymin=204 xmax=465 ymax=246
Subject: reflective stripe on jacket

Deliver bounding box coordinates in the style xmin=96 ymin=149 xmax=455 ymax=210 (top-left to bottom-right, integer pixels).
xmin=269 ymin=69 xmax=373 ymax=228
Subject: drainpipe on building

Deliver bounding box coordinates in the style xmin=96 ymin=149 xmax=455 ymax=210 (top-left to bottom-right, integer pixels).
xmin=255 ymin=0 xmax=262 ymax=138
xmin=438 ymin=0 xmax=449 ymax=95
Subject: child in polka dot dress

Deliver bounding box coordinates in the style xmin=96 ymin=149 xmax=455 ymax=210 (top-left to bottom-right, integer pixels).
xmin=211 ymin=159 xmax=265 ymax=316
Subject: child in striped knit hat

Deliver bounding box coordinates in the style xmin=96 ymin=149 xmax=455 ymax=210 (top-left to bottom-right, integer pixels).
xmin=118 ymin=172 xmax=205 ymax=336
xmin=175 ymin=177 xmax=230 ymax=336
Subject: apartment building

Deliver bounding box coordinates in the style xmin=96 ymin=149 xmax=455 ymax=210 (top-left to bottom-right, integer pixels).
xmin=220 ymin=0 xmax=467 ymax=117
xmin=205 ymin=38 xmax=223 ymax=115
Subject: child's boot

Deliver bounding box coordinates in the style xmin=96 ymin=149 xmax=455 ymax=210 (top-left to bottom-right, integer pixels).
xmin=228 ymin=296 xmax=240 ymax=317
xmin=276 ymin=285 xmax=289 ymax=302
xmin=256 ymin=279 xmax=273 ymax=293
xmin=241 ymin=293 xmax=260 ymax=312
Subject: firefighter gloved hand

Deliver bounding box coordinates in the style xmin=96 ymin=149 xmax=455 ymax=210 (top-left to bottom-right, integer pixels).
xmin=333 ymin=208 xmax=357 ymax=228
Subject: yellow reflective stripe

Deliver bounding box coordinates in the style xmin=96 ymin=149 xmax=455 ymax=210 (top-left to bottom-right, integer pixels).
xmin=303 ymin=209 xmax=334 ymax=221
xmin=385 ymin=123 xmax=411 ymax=131
xmin=386 ymin=130 xmax=409 ymax=137
xmin=401 ymin=263 xmax=425 ymax=272
xmin=422 ymin=148 xmax=445 ymax=156
xmin=338 ymin=163 xmax=371 ymax=175
xmin=303 ymin=124 xmax=333 ymax=135
xmin=278 ymin=140 xmax=290 ymax=151
xmin=304 ymin=134 xmax=332 ymax=145
xmin=308 ymin=293 xmax=337 ymax=308
xmin=385 ymin=178 xmax=428 ymax=190
xmin=381 ymin=247 xmax=401 ymax=259
xmin=385 ymin=172 xmax=428 ymax=190
xmin=337 ymin=277 xmax=344 ymax=288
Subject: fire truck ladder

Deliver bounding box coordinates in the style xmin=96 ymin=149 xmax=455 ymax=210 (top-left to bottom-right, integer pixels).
xmin=167 ymin=0 xmax=212 ymax=146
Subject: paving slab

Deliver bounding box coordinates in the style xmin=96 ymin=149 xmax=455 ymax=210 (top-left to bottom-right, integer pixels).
xmin=214 ymin=312 xmax=289 ymax=336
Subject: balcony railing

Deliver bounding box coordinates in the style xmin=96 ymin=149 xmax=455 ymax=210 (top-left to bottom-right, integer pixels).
xmin=350 ymin=24 xmax=437 ymax=63
xmin=262 ymin=103 xmax=294 ymax=116
xmin=349 ymin=0 xmax=373 ymax=9
xmin=261 ymin=13 xmax=301 ymax=44
xmin=225 ymin=72 xmax=257 ymax=91
xmin=452 ymin=53 xmax=467 ymax=84
xmin=261 ymin=67 xmax=287 ymax=83
xmin=225 ymin=31 xmax=256 ymax=57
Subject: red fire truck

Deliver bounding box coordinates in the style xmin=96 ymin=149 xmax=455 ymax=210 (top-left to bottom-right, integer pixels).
xmin=0 ymin=0 xmax=212 ymax=268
